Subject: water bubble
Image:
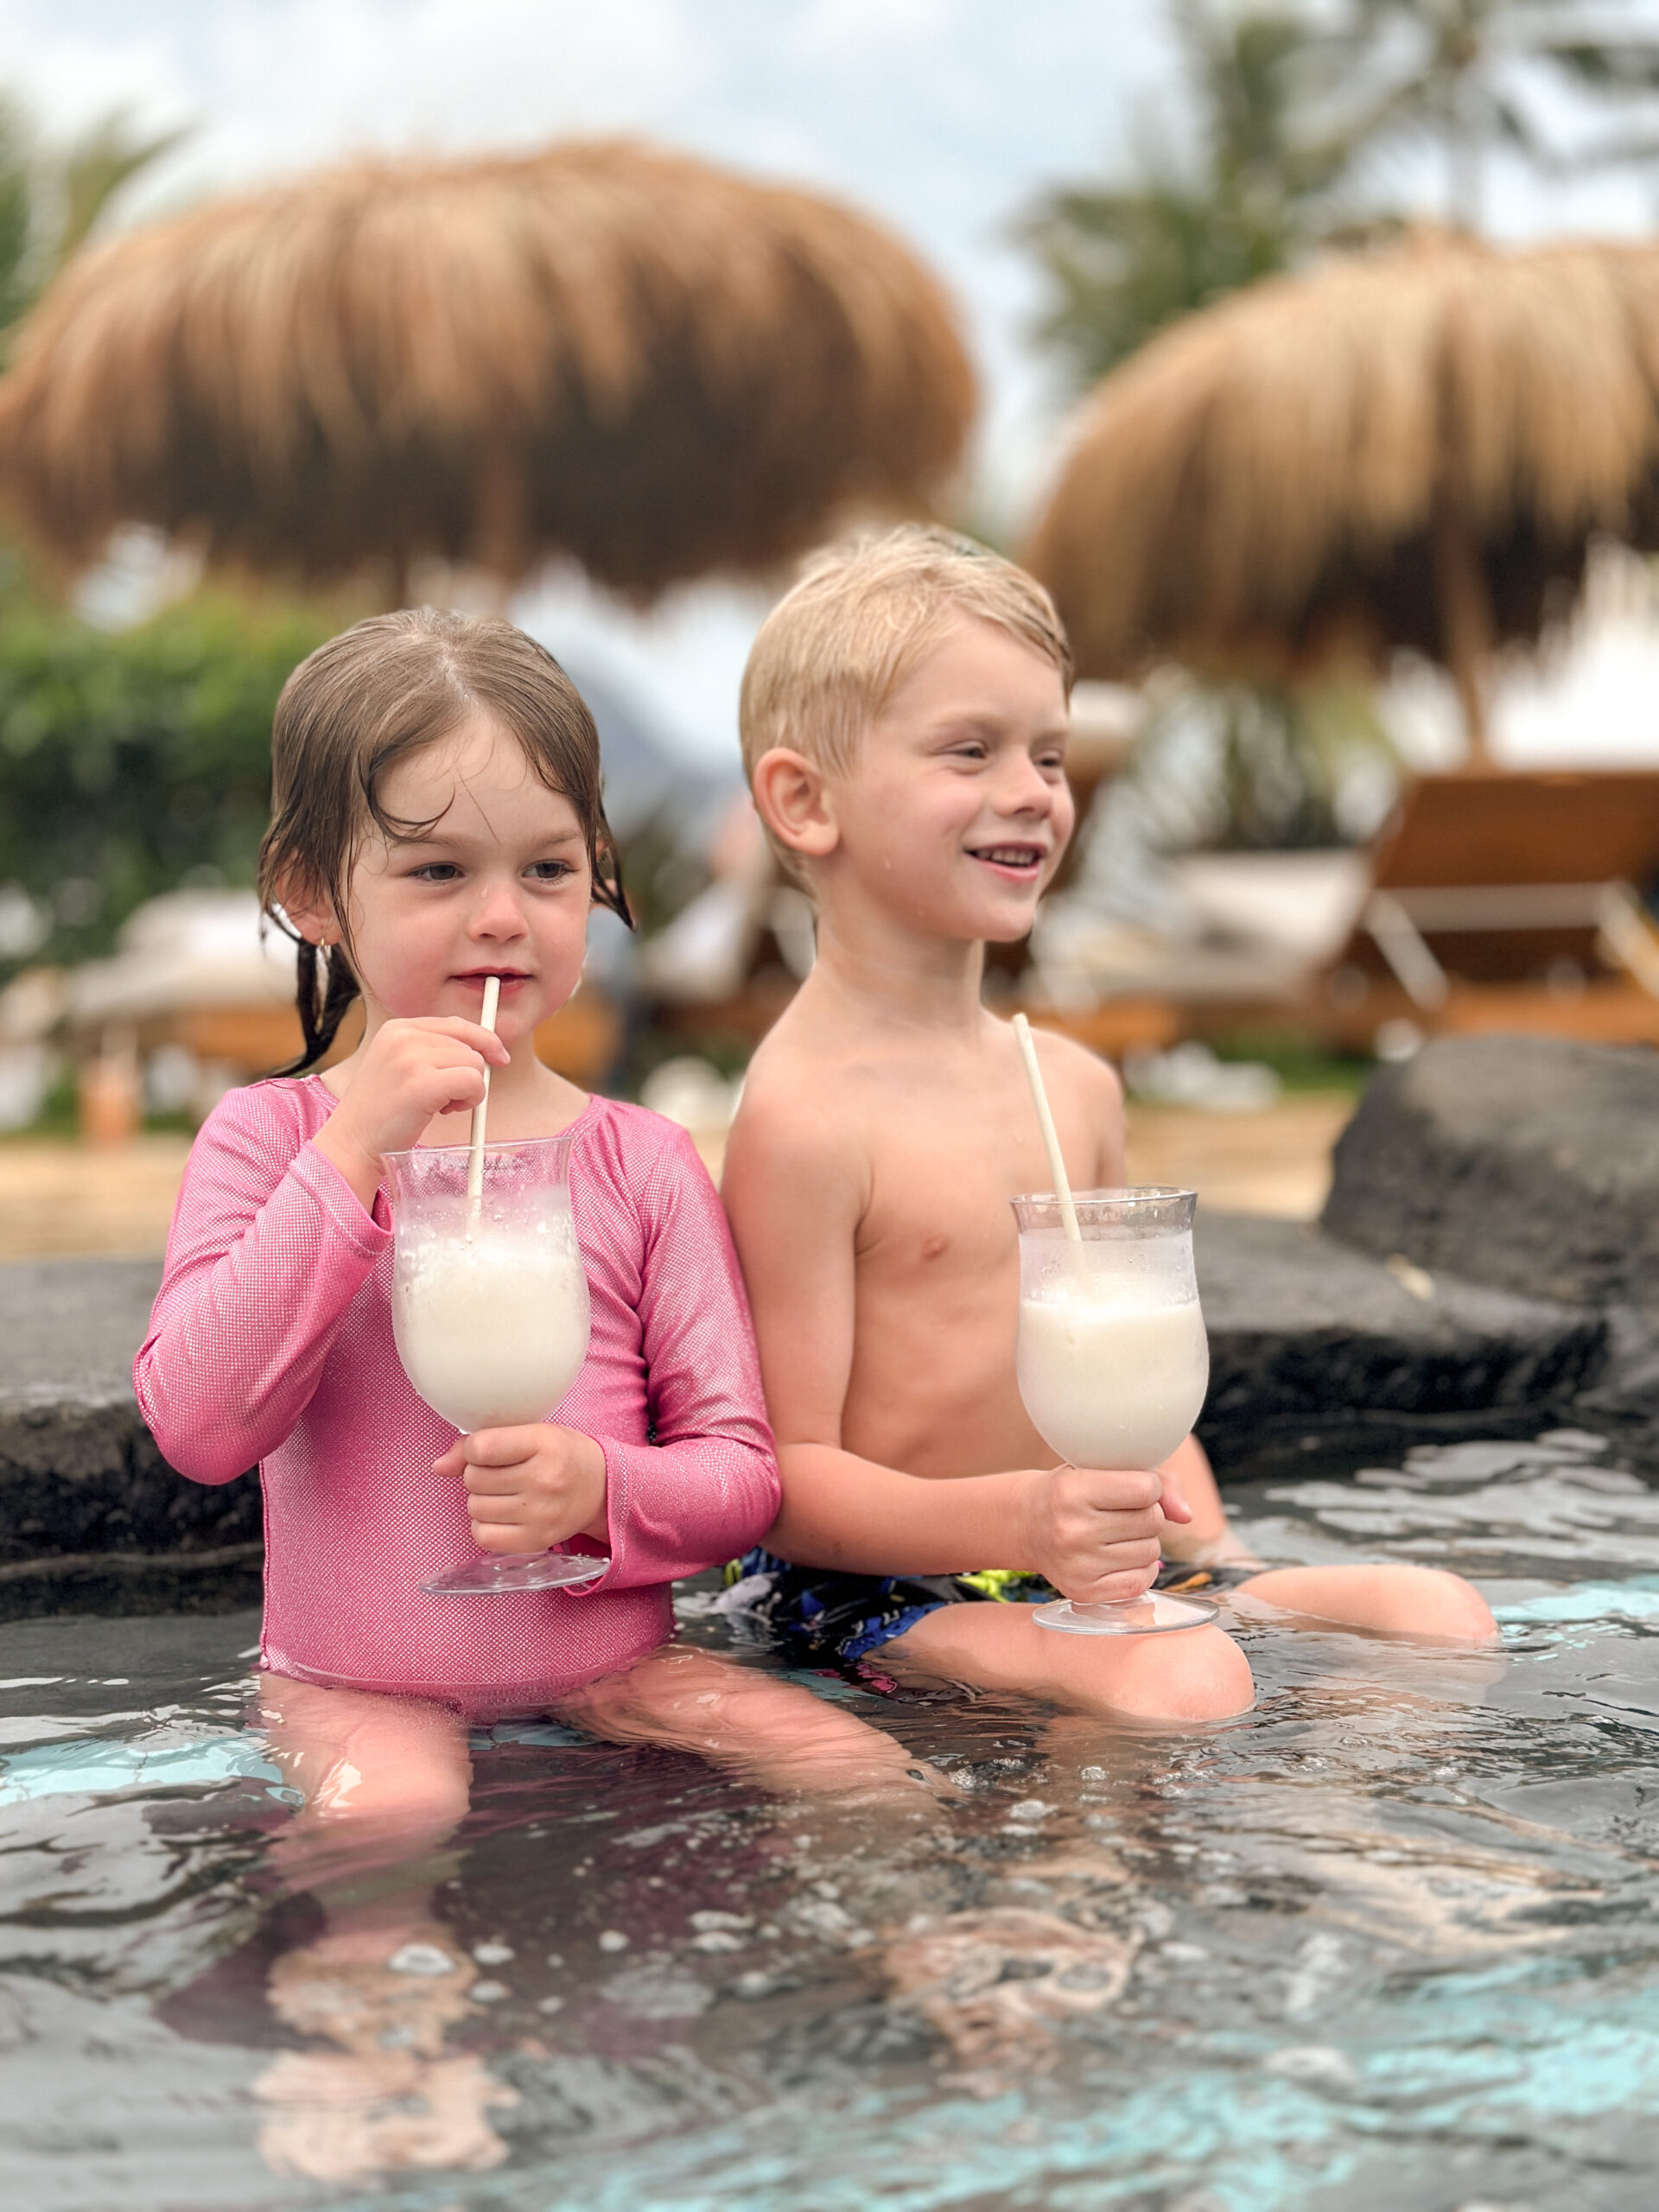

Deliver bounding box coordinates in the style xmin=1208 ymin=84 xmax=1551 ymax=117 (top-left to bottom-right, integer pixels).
xmin=386 ymin=1942 xmax=455 ymax=1977
xmin=598 ymin=1929 xmax=630 ymax=1953
xmin=1265 ymin=2044 xmax=1357 ymax=2090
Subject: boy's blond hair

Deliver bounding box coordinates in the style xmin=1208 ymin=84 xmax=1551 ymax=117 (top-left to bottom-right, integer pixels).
xmin=739 ymin=525 xmax=1073 ymax=786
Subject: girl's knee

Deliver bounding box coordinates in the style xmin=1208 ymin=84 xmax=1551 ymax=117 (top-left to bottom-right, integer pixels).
xmin=310 ymin=1759 xmax=472 ymax=1840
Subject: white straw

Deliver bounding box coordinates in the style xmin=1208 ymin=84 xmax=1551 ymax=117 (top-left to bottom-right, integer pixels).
xmin=466 ymin=975 xmax=501 ymax=1216
xmin=1012 ymin=1012 xmax=1082 ymax=1243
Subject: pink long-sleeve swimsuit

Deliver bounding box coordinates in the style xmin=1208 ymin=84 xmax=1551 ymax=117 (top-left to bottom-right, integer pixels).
xmin=134 ymin=1079 xmax=779 ymax=1715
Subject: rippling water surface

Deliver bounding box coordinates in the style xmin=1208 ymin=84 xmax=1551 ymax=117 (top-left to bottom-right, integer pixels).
xmin=4 ymin=1428 xmax=1659 ymax=2211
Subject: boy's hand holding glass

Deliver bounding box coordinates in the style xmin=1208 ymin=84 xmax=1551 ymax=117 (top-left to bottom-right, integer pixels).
xmin=1015 ymin=1460 xmax=1191 ymax=1606
xmin=433 ymin=1423 xmax=607 ymax=1557
xmin=1012 ymin=1185 xmax=1217 ymax=1636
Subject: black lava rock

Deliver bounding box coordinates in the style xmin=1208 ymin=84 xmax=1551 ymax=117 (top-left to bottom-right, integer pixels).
xmin=1322 ymin=1036 xmax=1659 ymax=1309
xmin=0 ymin=1258 xmax=259 ymax=1619
xmin=1196 ymin=1211 xmax=1609 ymax=1482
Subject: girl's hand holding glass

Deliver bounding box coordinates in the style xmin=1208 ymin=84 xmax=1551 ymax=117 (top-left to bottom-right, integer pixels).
xmin=433 ymin=1422 xmax=607 ymax=1557
xmin=310 ymin=1015 xmax=511 ymax=1208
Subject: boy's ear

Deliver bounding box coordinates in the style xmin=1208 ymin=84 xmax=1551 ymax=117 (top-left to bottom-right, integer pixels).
xmin=750 ymin=747 xmax=840 ymax=863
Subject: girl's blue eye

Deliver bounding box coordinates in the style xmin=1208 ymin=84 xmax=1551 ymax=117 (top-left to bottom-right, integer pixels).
xmin=527 ymin=860 xmax=576 ymax=881
xmin=411 ymin=863 xmax=461 ymax=882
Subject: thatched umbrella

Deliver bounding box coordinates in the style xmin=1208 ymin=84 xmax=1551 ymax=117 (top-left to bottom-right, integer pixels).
xmin=1026 ymin=230 xmax=1659 ymax=759
xmin=0 ymin=138 xmax=974 ymax=598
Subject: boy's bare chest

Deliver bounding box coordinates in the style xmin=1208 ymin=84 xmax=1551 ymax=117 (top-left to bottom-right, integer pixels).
xmin=855 ymin=1109 xmax=1065 ymax=1283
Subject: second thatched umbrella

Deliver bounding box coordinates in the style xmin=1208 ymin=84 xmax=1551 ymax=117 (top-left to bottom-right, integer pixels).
xmin=1026 ymin=230 xmax=1659 ymax=757
xmin=0 ymin=138 xmax=975 ymax=597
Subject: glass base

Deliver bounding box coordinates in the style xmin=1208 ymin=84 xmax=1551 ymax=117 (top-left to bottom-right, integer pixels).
xmin=1033 ymin=1592 xmax=1217 ymax=1637
xmin=421 ymin=1550 xmax=611 ymax=1596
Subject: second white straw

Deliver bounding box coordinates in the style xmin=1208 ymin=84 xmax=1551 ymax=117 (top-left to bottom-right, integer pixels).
xmin=467 ymin=974 xmax=502 ymax=1213
xmin=1012 ymin=1012 xmax=1082 ymax=1243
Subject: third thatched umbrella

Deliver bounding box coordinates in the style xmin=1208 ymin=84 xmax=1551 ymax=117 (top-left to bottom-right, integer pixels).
xmin=1026 ymin=229 xmax=1659 ymax=759
xmin=0 ymin=138 xmax=975 ymax=600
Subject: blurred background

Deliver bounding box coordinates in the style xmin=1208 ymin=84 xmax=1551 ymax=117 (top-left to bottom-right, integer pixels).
xmin=3 ymin=0 xmax=1659 ymax=1254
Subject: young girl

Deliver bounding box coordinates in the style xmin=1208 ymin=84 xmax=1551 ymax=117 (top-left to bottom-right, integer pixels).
xmin=136 ymin=610 xmax=923 ymax=1890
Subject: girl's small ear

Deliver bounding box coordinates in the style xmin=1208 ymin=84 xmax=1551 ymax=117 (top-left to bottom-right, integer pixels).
xmin=274 ymin=871 xmax=338 ymax=948
xmin=751 ymin=747 xmax=838 ymax=862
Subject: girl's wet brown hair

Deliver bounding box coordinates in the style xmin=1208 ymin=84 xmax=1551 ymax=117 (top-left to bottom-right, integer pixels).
xmin=257 ymin=607 xmax=631 ymax=1073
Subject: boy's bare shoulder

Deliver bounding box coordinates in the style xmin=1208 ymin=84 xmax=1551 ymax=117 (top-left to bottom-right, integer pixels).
xmin=725 ymin=1004 xmax=874 ymax=1188
xmin=1027 ymin=1020 xmax=1124 ymax=1108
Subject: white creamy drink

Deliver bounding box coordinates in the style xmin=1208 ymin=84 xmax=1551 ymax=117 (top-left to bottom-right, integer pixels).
xmin=1017 ymin=1291 xmax=1209 ymax=1471
xmin=394 ymin=1229 xmax=590 ymax=1433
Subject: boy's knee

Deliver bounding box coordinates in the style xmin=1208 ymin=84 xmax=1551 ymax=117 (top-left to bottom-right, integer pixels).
xmin=1241 ymin=1563 xmax=1497 ymax=1643
xmin=1391 ymin=1567 xmax=1497 ymax=1643
xmin=1152 ymin=1624 xmax=1255 ymax=1719
xmin=1075 ymin=1622 xmax=1254 ymax=1724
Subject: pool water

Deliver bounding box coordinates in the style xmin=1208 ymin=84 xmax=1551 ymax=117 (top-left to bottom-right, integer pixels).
xmin=3 ymin=1428 xmax=1659 ymax=2211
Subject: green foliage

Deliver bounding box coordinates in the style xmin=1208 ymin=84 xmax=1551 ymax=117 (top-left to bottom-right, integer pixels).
xmin=1100 ymin=673 xmax=1403 ymax=859
xmin=1206 ymin=683 xmax=1399 ymax=851
xmin=1027 ymin=0 xmax=1659 ymax=387
xmin=1323 ymin=2 xmax=1659 ymax=229
xmin=1025 ymin=4 xmax=1362 ymax=384
xmin=0 ymin=579 xmax=334 ymax=973
xmin=1206 ymin=1026 xmax=1371 ymax=1092
xmin=57 ymin=111 xmax=188 ymax=265
xmin=0 ymin=95 xmax=186 ymax=356
xmin=0 ymin=98 xmax=35 ymax=337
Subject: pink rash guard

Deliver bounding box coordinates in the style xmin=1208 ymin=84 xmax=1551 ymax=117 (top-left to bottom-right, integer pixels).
xmin=135 ymin=1077 xmax=779 ymax=1715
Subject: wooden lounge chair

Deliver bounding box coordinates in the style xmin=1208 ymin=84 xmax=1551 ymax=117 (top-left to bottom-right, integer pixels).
xmin=1319 ymin=768 xmax=1659 ymax=1047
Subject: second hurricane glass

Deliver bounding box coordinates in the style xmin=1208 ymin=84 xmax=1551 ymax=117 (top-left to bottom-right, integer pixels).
xmin=1012 ymin=1187 xmax=1216 ymax=1636
xmin=385 ymin=1130 xmax=606 ymax=1596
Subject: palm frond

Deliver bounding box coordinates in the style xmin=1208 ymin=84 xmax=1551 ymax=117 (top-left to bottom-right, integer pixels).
xmin=60 ymin=111 xmax=191 ymax=260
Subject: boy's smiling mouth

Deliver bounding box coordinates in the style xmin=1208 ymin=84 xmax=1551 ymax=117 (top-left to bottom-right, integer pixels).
xmin=966 ymin=842 xmax=1047 ymax=880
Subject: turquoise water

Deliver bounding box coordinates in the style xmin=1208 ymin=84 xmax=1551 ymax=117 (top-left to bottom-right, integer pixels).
xmin=3 ymin=1428 xmax=1658 ymax=2209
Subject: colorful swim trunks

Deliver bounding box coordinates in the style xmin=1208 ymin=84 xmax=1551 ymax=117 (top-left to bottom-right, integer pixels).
xmin=719 ymin=1549 xmax=1253 ymax=1686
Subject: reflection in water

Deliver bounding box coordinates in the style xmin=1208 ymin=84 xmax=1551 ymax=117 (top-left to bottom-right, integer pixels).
xmin=247 ymin=1637 xmax=945 ymax=2183
xmin=883 ymin=1904 xmax=1135 ymax=2088
xmin=251 ymin=1888 xmax=518 ymax=2182
xmin=3 ymin=1432 xmax=1659 ymax=2208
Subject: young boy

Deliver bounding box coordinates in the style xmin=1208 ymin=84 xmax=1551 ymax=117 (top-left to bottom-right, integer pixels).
xmin=721 ymin=528 xmax=1495 ymax=1726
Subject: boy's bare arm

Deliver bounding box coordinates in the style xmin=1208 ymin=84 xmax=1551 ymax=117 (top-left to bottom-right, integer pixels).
xmin=723 ymin=1066 xmax=1175 ymax=1599
xmin=721 ymin=1074 xmax=867 ymax=1461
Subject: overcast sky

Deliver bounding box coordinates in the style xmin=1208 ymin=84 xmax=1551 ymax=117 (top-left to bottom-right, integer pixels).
xmin=6 ymin=0 xmax=1659 ymax=757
